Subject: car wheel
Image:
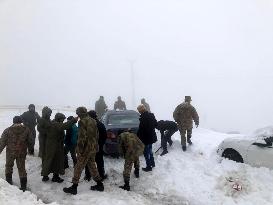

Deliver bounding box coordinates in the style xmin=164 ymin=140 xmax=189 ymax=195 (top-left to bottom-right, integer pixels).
xmin=222 ymin=148 xmax=244 ymax=163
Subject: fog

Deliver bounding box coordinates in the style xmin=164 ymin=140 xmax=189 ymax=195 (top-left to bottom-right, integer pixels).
xmin=1 ymin=0 xmax=273 ymax=134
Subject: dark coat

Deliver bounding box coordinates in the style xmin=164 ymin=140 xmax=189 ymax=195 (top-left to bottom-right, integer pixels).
xmin=157 ymin=120 xmax=178 ymax=132
xmin=96 ymin=119 xmax=107 ymax=152
xmin=41 ymin=119 xmax=76 ymax=176
xmin=137 ymin=111 xmax=158 ymax=145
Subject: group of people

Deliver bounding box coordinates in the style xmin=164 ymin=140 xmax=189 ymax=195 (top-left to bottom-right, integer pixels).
xmin=0 ymin=95 xmax=199 ymax=195
xmin=95 ymin=96 xmax=150 ymax=119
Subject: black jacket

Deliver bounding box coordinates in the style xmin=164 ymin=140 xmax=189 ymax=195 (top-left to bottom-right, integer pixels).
xmin=96 ymin=119 xmax=107 ymax=148
xmin=157 ymin=120 xmax=178 ymax=132
xmin=137 ymin=111 xmax=157 ymax=145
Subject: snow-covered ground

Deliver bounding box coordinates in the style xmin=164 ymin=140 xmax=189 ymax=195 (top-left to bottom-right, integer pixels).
xmin=1 ymin=109 xmax=273 ymax=205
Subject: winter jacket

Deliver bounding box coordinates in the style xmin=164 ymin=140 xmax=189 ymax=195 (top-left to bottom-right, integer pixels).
xmin=0 ymin=124 xmax=31 ymax=156
xmin=173 ymin=102 xmax=199 ymax=129
xmin=65 ymin=124 xmax=78 ymax=148
xmin=137 ymin=111 xmax=158 ymax=145
xmin=118 ymin=132 xmax=144 ymax=160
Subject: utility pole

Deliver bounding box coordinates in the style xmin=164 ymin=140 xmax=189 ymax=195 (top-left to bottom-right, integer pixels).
xmin=129 ymin=60 xmax=136 ymax=109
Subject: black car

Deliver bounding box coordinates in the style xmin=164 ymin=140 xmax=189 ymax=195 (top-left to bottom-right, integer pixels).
xmin=101 ymin=110 xmax=140 ymax=157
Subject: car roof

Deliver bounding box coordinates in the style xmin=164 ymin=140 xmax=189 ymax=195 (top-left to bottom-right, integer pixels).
xmin=105 ymin=110 xmax=139 ymax=115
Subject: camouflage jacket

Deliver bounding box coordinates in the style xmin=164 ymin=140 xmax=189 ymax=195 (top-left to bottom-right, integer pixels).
xmin=76 ymin=114 xmax=99 ymax=155
xmin=0 ymin=124 xmax=31 ymax=156
xmin=118 ymin=132 xmax=144 ymax=160
xmin=173 ymin=102 xmax=199 ymax=129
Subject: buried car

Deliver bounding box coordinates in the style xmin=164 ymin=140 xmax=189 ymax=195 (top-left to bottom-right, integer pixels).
xmin=101 ymin=110 xmax=140 ymax=157
xmin=217 ymin=136 xmax=273 ymax=169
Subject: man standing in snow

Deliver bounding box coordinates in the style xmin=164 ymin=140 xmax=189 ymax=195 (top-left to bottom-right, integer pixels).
xmin=0 ymin=116 xmax=31 ymax=192
xmin=95 ymin=96 xmax=108 ymax=120
xmin=63 ymin=107 xmax=104 ymax=195
xmin=173 ymin=96 xmax=199 ymax=152
xmin=156 ymin=120 xmax=178 ymax=156
xmin=118 ymin=130 xmax=144 ymax=191
xmin=137 ymin=104 xmax=157 ymax=172
xmin=21 ymin=104 xmax=40 ymax=155
xmin=84 ymin=110 xmax=107 ymax=181
xmin=114 ymin=96 xmax=127 ymax=110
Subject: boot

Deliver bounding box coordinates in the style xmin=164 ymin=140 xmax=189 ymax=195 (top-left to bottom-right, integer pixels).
xmin=142 ymin=167 xmax=152 ymax=172
xmin=63 ymin=183 xmax=78 ymax=195
xmin=119 ymin=181 xmax=130 ymax=191
xmin=42 ymin=176 xmax=49 ymax=182
xmin=90 ymin=181 xmax=104 ymax=192
xmin=151 ymin=161 xmax=155 ymax=168
xmin=5 ymin=174 xmax=13 ymax=185
xmin=160 ymin=150 xmax=168 ymax=156
xmin=20 ymin=177 xmax=27 ymax=192
xmin=52 ymin=174 xmax=64 ymax=183
xmin=182 ymin=145 xmax=187 ymax=152
xmin=134 ymin=168 xmax=139 ymax=178
xmin=188 ymin=139 xmax=193 ymax=145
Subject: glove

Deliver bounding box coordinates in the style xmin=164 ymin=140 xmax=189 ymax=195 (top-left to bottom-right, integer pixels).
xmin=196 ymin=124 xmax=199 ymax=128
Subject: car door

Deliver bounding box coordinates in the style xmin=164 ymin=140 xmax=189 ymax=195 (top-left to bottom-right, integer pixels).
xmin=246 ymin=142 xmax=273 ymax=169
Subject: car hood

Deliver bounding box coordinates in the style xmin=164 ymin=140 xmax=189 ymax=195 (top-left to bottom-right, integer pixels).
xmin=221 ymin=136 xmax=259 ymax=145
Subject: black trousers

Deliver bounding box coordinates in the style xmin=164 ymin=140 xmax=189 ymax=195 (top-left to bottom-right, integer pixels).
xmin=85 ymin=150 xmax=105 ymax=178
xmin=161 ymin=129 xmax=177 ymax=151
xmin=64 ymin=145 xmax=77 ymax=168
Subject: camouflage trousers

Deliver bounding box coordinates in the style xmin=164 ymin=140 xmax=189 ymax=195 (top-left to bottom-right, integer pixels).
xmin=5 ymin=153 xmax=27 ymax=178
xmin=178 ymin=126 xmax=192 ymax=146
xmin=123 ymin=157 xmax=140 ymax=182
xmin=28 ymin=129 xmax=36 ymax=153
xmin=72 ymin=152 xmax=101 ymax=184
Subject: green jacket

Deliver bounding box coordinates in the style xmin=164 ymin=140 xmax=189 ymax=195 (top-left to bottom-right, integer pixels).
xmin=76 ymin=114 xmax=99 ymax=156
xmin=118 ymin=132 xmax=144 ymax=160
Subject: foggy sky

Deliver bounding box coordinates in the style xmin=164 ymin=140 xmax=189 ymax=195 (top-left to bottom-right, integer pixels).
xmin=1 ymin=0 xmax=273 ymax=134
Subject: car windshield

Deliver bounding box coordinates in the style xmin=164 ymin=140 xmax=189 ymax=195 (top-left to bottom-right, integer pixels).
xmin=107 ymin=114 xmax=139 ymax=125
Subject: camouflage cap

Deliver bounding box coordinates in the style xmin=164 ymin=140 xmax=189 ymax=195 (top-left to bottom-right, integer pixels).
xmin=185 ymin=96 xmax=192 ymax=102
xmin=55 ymin=113 xmax=66 ymax=121
xmin=13 ymin=116 xmax=23 ymax=124
xmin=76 ymin=107 xmax=87 ymax=116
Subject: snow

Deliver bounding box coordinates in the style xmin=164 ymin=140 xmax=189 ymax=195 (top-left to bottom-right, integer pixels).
xmin=1 ymin=108 xmax=273 ymax=205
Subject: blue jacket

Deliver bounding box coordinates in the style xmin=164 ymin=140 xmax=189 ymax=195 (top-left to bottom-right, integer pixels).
xmin=65 ymin=124 xmax=78 ymax=147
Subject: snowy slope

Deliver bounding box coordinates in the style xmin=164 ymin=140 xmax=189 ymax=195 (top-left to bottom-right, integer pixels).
xmin=0 ymin=109 xmax=273 ymax=205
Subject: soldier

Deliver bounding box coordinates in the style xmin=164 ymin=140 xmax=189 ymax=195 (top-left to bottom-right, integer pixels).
xmin=63 ymin=107 xmax=104 ymax=195
xmin=114 ymin=96 xmax=126 ymax=110
xmin=0 ymin=116 xmax=31 ymax=192
xmin=141 ymin=98 xmax=151 ymax=112
xmin=84 ymin=110 xmax=107 ymax=181
xmin=137 ymin=104 xmax=157 ymax=172
xmin=37 ymin=106 xmax=52 ymax=160
xmin=118 ymin=130 xmax=144 ymax=191
xmin=156 ymin=120 xmax=178 ymax=156
xmin=21 ymin=104 xmax=40 ymax=155
xmin=41 ymin=113 xmax=77 ymax=183
xmin=173 ymin=96 xmax=199 ymax=152
xmin=95 ymin=96 xmax=108 ymax=120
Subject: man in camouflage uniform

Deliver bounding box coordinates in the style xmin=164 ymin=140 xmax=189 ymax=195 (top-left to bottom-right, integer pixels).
xmin=0 ymin=116 xmax=31 ymax=192
xmin=141 ymin=98 xmax=151 ymax=112
xmin=37 ymin=106 xmax=52 ymax=160
xmin=63 ymin=107 xmax=104 ymax=195
xmin=118 ymin=130 xmax=144 ymax=191
xmin=95 ymin=96 xmax=108 ymax=120
xmin=173 ymin=96 xmax=199 ymax=152
xmin=114 ymin=96 xmax=127 ymax=110
xmin=21 ymin=104 xmax=40 ymax=155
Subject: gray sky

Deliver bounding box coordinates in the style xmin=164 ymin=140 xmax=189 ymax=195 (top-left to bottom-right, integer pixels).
xmin=1 ymin=0 xmax=273 ymax=133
